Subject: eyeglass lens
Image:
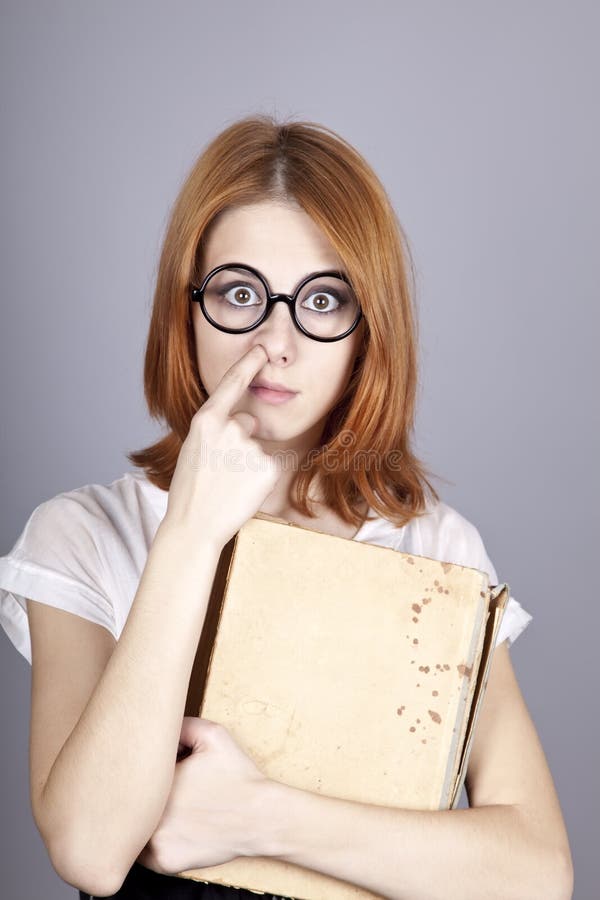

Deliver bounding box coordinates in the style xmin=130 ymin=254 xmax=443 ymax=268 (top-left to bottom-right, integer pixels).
xmin=202 ymin=266 xmax=360 ymax=339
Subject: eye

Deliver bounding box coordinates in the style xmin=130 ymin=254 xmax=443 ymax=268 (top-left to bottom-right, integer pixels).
xmin=301 ymin=288 xmax=347 ymax=314
xmin=218 ymin=282 xmax=263 ymax=307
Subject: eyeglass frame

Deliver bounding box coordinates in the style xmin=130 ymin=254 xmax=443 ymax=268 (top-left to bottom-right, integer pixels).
xmin=190 ymin=262 xmax=363 ymax=343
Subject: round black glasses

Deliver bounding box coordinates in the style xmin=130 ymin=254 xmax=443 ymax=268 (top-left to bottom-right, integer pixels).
xmin=190 ymin=263 xmax=363 ymax=343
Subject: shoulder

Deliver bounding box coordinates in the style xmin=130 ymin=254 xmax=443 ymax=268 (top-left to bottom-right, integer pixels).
xmin=0 ymin=471 xmax=166 ymax=664
xmin=415 ymin=500 xmax=498 ymax=578
xmin=20 ymin=471 xmax=160 ymax=560
xmin=36 ymin=469 xmax=159 ymax=520
xmin=362 ymin=498 xmax=498 ymax=583
xmin=361 ymin=499 xmax=534 ymax=648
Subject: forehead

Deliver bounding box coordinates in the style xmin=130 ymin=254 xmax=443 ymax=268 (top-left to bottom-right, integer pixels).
xmin=201 ymin=201 xmax=346 ymax=287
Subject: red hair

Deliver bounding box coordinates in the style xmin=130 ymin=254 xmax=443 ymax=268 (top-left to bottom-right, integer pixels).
xmin=127 ymin=114 xmax=441 ymax=528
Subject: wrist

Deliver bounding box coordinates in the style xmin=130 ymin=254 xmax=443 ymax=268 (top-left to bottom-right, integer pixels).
xmin=243 ymin=777 xmax=292 ymax=859
xmin=153 ymin=519 xmax=225 ymax=567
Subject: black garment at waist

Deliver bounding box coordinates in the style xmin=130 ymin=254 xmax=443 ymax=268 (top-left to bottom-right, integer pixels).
xmin=77 ymin=860 xmax=293 ymax=899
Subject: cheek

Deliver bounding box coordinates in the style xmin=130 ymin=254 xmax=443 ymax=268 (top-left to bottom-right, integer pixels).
xmin=194 ymin=322 xmax=255 ymax=397
xmin=194 ymin=327 xmax=224 ymax=395
xmin=312 ymin=346 xmax=360 ymax=402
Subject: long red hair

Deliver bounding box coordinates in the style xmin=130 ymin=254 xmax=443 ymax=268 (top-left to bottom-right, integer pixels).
xmin=127 ymin=114 xmax=441 ymax=528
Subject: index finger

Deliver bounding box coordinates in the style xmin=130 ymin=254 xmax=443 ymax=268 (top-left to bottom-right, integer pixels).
xmin=204 ymin=345 xmax=268 ymax=417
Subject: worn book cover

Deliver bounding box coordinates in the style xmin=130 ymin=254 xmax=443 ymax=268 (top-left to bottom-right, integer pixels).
xmin=180 ymin=513 xmax=509 ymax=899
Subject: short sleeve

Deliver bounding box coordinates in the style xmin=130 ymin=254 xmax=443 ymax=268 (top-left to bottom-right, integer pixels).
xmin=429 ymin=503 xmax=533 ymax=650
xmin=479 ymin=558 xmax=532 ymax=649
xmin=0 ymin=494 xmax=117 ymax=665
xmin=460 ymin=520 xmax=532 ymax=649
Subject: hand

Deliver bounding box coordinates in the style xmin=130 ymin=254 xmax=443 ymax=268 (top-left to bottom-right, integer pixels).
xmin=162 ymin=344 xmax=282 ymax=550
xmin=136 ymin=716 xmax=271 ymax=875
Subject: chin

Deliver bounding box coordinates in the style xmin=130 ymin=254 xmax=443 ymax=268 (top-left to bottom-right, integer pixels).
xmin=254 ymin=423 xmax=291 ymax=443
xmin=254 ymin=421 xmax=307 ymax=453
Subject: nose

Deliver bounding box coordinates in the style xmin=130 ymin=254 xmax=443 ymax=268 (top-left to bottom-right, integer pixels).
xmin=250 ymin=298 xmax=297 ymax=362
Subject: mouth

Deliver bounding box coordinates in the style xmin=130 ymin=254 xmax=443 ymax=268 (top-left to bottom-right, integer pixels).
xmin=250 ymin=378 xmax=297 ymax=392
xmin=248 ymin=380 xmax=298 ymax=404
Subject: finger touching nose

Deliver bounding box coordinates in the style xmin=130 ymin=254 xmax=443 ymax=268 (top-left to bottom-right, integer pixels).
xmin=252 ymin=303 xmax=298 ymax=358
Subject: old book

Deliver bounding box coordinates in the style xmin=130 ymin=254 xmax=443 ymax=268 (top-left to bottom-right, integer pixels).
xmin=180 ymin=512 xmax=509 ymax=899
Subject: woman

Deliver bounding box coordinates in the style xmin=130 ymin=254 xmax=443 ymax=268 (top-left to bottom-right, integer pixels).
xmin=0 ymin=115 xmax=573 ymax=899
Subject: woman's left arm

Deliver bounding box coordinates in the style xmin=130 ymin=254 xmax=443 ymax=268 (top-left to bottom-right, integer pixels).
xmin=254 ymin=641 xmax=574 ymax=900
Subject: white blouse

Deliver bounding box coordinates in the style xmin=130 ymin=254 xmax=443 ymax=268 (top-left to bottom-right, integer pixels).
xmin=0 ymin=470 xmax=532 ymax=665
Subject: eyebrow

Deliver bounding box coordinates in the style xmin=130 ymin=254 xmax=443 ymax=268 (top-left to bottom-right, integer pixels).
xmin=221 ymin=262 xmax=349 ymax=283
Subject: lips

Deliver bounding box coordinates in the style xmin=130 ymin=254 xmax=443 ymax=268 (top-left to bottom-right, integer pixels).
xmin=250 ymin=378 xmax=297 ymax=394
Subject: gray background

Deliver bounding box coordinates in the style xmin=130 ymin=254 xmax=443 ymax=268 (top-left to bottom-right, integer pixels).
xmin=1 ymin=1 xmax=597 ymax=897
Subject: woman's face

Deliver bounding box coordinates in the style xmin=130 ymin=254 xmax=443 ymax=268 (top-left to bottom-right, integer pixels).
xmin=191 ymin=200 xmax=364 ymax=456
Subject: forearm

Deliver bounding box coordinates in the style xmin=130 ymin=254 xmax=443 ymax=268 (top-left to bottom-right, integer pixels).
xmin=255 ymin=780 xmax=569 ymax=900
xmin=41 ymin=523 xmax=222 ymax=889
